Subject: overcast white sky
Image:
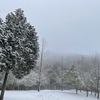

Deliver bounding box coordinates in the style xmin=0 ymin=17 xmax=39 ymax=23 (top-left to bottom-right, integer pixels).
xmin=0 ymin=0 xmax=100 ymax=55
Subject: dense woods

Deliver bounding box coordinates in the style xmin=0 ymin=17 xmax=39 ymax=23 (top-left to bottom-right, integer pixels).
xmin=1 ymin=52 xmax=100 ymax=99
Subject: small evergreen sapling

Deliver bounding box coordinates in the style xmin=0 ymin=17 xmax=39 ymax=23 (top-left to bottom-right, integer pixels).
xmin=63 ymin=65 xmax=82 ymax=94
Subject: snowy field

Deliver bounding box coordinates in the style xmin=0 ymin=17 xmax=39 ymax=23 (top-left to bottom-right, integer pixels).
xmin=4 ymin=90 xmax=97 ymax=100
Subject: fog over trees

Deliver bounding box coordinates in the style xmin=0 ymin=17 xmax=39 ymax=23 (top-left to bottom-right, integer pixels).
xmin=1 ymin=50 xmax=100 ymax=98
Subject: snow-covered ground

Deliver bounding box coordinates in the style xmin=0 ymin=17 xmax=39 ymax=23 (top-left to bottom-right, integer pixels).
xmin=4 ymin=90 xmax=97 ymax=100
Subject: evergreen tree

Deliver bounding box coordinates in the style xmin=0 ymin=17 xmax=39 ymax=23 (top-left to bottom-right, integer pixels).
xmin=63 ymin=65 xmax=82 ymax=94
xmin=0 ymin=9 xmax=39 ymax=100
xmin=47 ymin=65 xmax=61 ymax=85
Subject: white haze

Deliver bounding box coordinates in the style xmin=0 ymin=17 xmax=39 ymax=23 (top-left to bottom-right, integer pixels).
xmin=0 ymin=0 xmax=100 ymax=54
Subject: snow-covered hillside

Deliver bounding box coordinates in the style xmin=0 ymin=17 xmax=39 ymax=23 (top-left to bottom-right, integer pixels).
xmin=4 ymin=90 xmax=97 ymax=100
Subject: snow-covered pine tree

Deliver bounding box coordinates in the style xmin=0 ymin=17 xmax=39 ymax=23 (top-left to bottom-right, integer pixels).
xmin=63 ymin=65 xmax=82 ymax=94
xmin=0 ymin=9 xmax=39 ymax=100
xmin=47 ymin=65 xmax=61 ymax=88
xmin=88 ymin=71 xmax=97 ymax=95
xmin=90 ymin=67 xmax=99 ymax=97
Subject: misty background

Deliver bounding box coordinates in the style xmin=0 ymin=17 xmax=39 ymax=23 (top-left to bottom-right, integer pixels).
xmin=0 ymin=0 xmax=100 ymax=55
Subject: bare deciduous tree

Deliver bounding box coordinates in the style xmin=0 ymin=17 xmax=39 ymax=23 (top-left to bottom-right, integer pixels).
xmin=38 ymin=38 xmax=47 ymax=92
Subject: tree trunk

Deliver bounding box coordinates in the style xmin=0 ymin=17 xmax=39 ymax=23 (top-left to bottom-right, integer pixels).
xmin=91 ymin=88 xmax=92 ymax=95
xmin=97 ymin=65 xmax=100 ymax=99
xmin=0 ymin=70 xmax=9 ymax=100
xmin=86 ymin=87 xmax=88 ymax=97
xmin=95 ymin=89 xmax=97 ymax=97
xmin=38 ymin=39 xmax=45 ymax=92
xmin=76 ymin=88 xmax=78 ymax=94
xmin=38 ymin=81 xmax=41 ymax=92
xmin=97 ymin=90 xmax=99 ymax=99
xmin=97 ymin=77 xmax=99 ymax=99
xmin=61 ymin=56 xmax=63 ymax=91
xmin=61 ymin=84 xmax=63 ymax=91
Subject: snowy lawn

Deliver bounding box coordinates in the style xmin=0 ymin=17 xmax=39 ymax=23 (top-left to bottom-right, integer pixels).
xmin=4 ymin=90 xmax=97 ymax=100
